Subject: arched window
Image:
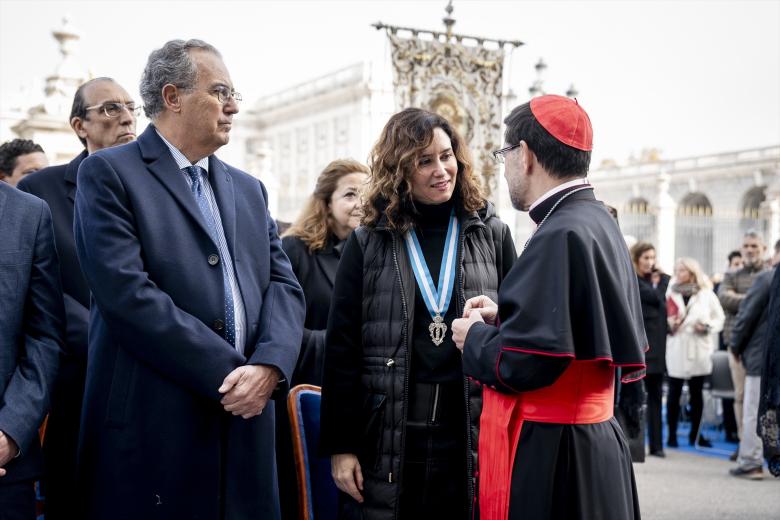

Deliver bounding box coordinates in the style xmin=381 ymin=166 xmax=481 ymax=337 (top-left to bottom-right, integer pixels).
xmin=622 ymin=197 xmax=655 ymax=243
xmin=740 ymin=186 xmax=767 ymax=234
xmin=675 ymin=192 xmax=714 ymax=275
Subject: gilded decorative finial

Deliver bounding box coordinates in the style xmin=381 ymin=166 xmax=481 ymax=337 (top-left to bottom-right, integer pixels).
xmin=443 ymin=0 xmax=455 ymax=40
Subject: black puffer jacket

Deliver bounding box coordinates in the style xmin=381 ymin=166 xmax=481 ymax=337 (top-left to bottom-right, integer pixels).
xmin=636 ymin=273 xmax=669 ymax=375
xmin=321 ymin=201 xmax=514 ymax=520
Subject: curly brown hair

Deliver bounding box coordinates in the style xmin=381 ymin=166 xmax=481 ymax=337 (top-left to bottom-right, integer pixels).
xmin=629 ymin=241 xmax=655 ymax=274
xmin=283 ymin=158 xmax=369 ymax=252
xmin=363 ymin=107 xmax=484 ymax=232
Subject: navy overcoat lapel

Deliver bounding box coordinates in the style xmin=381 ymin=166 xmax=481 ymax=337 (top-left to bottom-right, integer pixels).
xmin=137 ymin=126 xmax=214 ymax=242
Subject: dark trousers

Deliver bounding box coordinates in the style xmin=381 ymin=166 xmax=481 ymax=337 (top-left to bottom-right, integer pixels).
xmin=667 ymin=375 xmax=705 ymax=444
xmin=645 ymin=373 xmax=664 ymax=452
xmin=400 ymin=381 xmax=468 ymax=519
xmin=42 ymin=357 xmax=86 ymax=519
xmin=722 ymin=397 xmax=739 ymax=440
xmin=0 ymin=480 xmax=36 ymax=520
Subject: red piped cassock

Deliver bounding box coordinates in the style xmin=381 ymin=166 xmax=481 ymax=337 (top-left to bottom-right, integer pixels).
xmin=463 ymin=187 xmax=646 ymax=520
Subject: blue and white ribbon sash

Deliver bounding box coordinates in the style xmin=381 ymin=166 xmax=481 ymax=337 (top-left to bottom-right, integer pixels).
xmin=404 ymin=210 xmax=459 ymax=322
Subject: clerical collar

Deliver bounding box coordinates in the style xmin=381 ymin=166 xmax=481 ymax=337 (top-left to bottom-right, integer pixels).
xmin=528 ymin=178 xmax=592 ymax=224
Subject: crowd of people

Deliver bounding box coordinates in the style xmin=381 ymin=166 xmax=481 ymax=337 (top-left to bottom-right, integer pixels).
xmin=1 ymin=37 xmax=779 ymax=520
xmin=628 ymin=232 xmax=780 ymax=481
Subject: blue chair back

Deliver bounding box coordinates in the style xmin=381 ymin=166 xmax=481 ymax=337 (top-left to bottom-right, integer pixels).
xmin=288 ymin=384 xmax=338 ymax=520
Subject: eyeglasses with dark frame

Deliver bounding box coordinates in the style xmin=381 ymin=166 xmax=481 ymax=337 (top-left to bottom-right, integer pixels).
xmin=210 ymin=85 xmax=242 ymax=105
xmin=492 ymin=143 xmax=522 ymax=164
xmin=84 ymin=102 xmax=142 ymax=118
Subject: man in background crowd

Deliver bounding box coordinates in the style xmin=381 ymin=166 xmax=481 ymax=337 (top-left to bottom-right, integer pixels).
xmin=0 ymin=139 xmax=48 ymax=186
xmin=719 ymin=230 xmax=767 ymax=460
xmin=16 ymin=77 xmax=137 ymax=519
xmin=728 ymin=239 xmax=780 ymax=479
xmin=727 ymin=250 xmax=744 ymax=273
xmin=714 ymin=249 xmax=744 ymax=444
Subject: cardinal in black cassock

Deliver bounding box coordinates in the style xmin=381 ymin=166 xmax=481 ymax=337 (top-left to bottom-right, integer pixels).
xmin=453 ymin=95 xmax=647 ymax=520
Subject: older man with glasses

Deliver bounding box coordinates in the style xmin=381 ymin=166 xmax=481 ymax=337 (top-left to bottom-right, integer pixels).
xmin=16 ymin=76 xmax=137 ymax=519
xmin=72 ymin=39 xmax=304 ymax=519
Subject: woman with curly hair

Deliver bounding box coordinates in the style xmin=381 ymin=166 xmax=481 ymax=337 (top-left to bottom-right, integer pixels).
xmin=320 ymin=108 xmax=516 ymax=519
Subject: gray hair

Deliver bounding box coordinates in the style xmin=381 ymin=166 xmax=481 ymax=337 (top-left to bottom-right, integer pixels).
xmin=743 ymin=229 xmax=765 ymax=243
xmin=140 ymin=39 xmax=221 ymax=120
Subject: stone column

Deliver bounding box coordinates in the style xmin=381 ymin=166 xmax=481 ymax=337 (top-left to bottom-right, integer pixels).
xmin=247 ymin=138 xmax=279 ymax=218
xmin=656 ymin=171 xmax=676 ymax=272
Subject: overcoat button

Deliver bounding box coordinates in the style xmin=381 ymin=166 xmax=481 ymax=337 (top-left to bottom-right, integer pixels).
xmin=208 ymin=254 xmax=220 ymax=266
xmin=213 ymin=319 xmax=225 ymax=331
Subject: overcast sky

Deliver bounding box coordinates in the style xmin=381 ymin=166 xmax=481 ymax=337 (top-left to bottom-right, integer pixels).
xmin=1 ymin=0 xmax=778 ymax=165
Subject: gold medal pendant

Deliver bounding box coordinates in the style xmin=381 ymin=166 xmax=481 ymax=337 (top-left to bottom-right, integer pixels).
xmin=429 ymin=314 xmax=447 ymax=346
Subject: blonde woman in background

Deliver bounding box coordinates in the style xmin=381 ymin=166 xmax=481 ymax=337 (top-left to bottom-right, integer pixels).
xmin=666 ymin=257 xmax=725 ymax=448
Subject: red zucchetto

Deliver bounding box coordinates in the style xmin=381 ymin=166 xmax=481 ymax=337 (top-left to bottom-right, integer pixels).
xmin=530 ymin=95 xmax=593 ymax=151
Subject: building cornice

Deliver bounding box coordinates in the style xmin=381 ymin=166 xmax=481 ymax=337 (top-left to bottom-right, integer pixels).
xmin=590 ymin=145 xmax=780 ymax=184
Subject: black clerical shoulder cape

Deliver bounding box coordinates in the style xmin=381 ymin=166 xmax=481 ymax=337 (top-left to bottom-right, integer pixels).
xmin=463 ymin=187 xmax=646 ymax=520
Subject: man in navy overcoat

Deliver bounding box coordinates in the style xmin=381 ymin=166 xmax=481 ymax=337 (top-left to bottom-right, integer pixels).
xmin=17 ymin=76 xmax=138 ymax=518
xmin=73 ymin=39 xmax=305 ymax=519
xmin=0 ymin=182 xmax=64 ymax=519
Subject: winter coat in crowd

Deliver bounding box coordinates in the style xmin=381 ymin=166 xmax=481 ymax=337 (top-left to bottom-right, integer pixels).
xmin=666 ymin=287 xmax=725 ymax=379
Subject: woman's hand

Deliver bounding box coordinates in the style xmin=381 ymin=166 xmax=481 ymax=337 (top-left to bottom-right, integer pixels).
xmin=463 ymin=295 xmax=498 ymax=325
xmin=668 ymin=316 xmax=682 ymax=335
xmin=331 ymin=453 xmax=364 ymax=503
xmin=693 ymin=322 xmax=710 ymax=335
xmin=453 ymin=310 xmax=485 ymax=351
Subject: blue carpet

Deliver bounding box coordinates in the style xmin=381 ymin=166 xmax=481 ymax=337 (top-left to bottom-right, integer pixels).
xmin=662 ymin=421 xmax=738 ymax=460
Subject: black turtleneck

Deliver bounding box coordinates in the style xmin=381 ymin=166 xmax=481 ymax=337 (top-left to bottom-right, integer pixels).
xmin=529 ymin=182 xmax=592 ymax=225
xmin=409 ymin=198 xmax=463 ymax=383
xmin=325 ymin=197 xmax=465 ymax=387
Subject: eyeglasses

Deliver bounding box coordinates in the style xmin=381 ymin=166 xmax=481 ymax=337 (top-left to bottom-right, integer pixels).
xmin=210 ymin=85 xmax=242 ymax=105
xmin=85 ymin=102 xmax=142 ymax=118
xmin=492 ymin=144 xmax=522 ymax=164
xmin=493 ymin=143 xmax=520 ymax=164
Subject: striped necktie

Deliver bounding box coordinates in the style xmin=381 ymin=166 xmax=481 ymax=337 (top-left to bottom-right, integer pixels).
xmin=183 ymin=165 xmax=235 ymax=347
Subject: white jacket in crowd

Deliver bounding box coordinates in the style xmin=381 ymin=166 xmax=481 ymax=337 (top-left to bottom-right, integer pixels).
xmin=666 ymin=288 xmax=725 ymax=378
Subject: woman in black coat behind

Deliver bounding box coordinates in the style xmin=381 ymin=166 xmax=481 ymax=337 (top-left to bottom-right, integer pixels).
xmin=281 ymin=158 xmax=369 ymax=386
xmin=277 ymin=158 xmax=369 ymax=520
xmin=630 ymin=241 xmax=670 ymax=457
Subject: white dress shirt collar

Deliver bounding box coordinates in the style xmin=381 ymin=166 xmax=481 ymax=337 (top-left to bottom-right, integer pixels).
xmin=155 ymin=128 xmax=210 ymax=173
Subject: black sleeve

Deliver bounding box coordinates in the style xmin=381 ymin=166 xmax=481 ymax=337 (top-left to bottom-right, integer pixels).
xmin=0 ymin=202 xmax=64 ymax=454
xmin=463 ymin=322 xmax=571 ymax=393
xmin=62 ymin=293 xmax=89 ymax=358
xmin=294 ymin=329 xmax=326 ymax=386
xmin=499 ymin=223 xmax=517 ymax=281
xmin=281 ymin=236 xmax=319 ymax=383
xmin=637 ymin=277 xmax=661 ymax=306
xmin=320 ymin=231 xmax=364 ymax=455
xmin=730 ymin=273 xmax=771 ymax=354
